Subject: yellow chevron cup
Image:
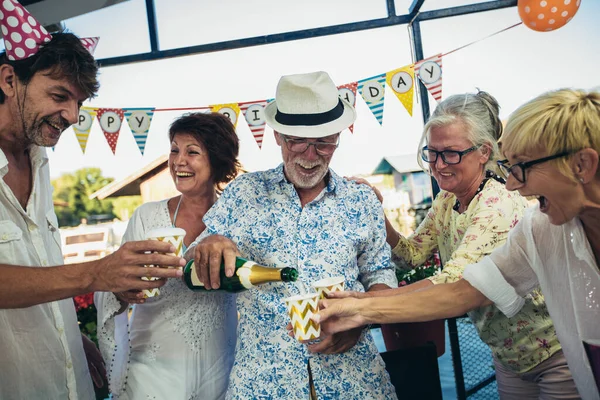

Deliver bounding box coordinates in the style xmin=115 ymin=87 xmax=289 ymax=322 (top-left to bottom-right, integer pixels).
xmin=284 ymin=293 xmax=321 ymax=341
xmin=141 ymin=227 xmax=186 ymax=298
xmin=312 ymin=276 xmax=345 ymax=300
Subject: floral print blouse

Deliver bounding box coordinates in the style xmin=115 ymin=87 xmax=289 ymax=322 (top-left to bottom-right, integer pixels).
xmin=194 ymin=164 xmax=398 ymax=399
xmin=393 ymin=179 xmax=561 ymax=373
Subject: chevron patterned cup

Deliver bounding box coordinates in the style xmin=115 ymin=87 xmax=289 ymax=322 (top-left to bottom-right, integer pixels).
xmin=312 ymin=276 xmax=345 ymax=300
xmin=284 ymin=293 xmax=321 ymax=341
xmin=141 ymin=227 xmax=186 ymax=298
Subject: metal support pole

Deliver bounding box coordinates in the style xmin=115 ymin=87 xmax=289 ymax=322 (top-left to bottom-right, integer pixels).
xmin=145 ymin=0 xmax=159 ymax=53
xmin=448 ymin=318 xmax=467 ymax=400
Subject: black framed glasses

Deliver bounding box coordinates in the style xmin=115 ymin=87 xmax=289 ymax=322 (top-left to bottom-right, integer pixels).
xmin=420 ymin=145 xmax=481 ymax=165
xmin=496 ymin=151 xmax=571 ymax=183
xmin=280 ymin=135 xmax=340 ymax=156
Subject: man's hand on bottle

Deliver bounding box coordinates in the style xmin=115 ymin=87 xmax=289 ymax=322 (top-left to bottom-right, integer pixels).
xmin=194 ymin=234 xmax=241 ymax=290
xmin=89 ymin=240 xmax=185 ymax=293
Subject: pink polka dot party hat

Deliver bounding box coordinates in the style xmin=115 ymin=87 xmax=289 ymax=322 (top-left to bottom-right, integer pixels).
xmin=0 ymin=0 xmax=99 ymax=60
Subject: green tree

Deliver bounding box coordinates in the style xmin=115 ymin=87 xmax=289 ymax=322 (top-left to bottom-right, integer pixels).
xmin=52 ymin=168 xmax=115 ymax=227
xmin=112 ymin=195 xmax=142 ymax=221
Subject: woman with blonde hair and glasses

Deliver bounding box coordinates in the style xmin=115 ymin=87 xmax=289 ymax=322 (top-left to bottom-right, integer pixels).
xmin=344 ymin=90 xmax=579 ymax=398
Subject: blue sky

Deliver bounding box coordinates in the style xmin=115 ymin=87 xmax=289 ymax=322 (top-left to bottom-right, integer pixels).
xmin=39 ymin=0 xmax=600 ymax=180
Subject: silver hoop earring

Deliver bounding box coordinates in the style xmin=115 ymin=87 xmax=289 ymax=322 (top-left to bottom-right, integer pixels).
xmin=580 ymin=178 xmax=585 ymax=183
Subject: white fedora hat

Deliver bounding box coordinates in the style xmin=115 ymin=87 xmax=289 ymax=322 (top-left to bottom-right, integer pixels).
xmin=265 ymin=71 xmax=356 ymax=138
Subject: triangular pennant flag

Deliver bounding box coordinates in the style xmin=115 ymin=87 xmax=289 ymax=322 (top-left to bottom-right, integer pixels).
xmin=124 ymin=107 xmax=155 ymax=156
xmin=337 ymin=82 xmax=358 ymax=133
xmin=96 ymin=108 xmax=124 ymax=154
xmin=72 ymin=107 xmax=98 ymax=154
xmin=239 ymin=100 xmax=267 ymax=149
xmin=80 ymin=37 xmax=100 ymax=56
xmin=210 ymin=103 xmax=241 ymax=128
xmin=386 ymin=64 xmax=415 ymax=116
xmin=414 ymin=54 xmax=443 ymax=104
xmin=358 ymin=74 xmax=386 ymax=125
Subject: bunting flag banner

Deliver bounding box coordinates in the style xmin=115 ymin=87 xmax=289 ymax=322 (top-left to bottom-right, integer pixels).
xmin=386 ymin=64 xmax=415 ymax=116
xmin=96 ymin=108 xmax=125 ymax=154
xmin=124 ymin=107 xmax=155 ymax=156
xmin=210 ymin=103 xmax=241 ymax=128
xmin=53 ymin=23 xmax=522 ymax=155
xmin=414 ymin=54 xmax=443 ymax=103
xmin=72 ymin=107 xmax=98 ymax=154
xmin=358 ymin=74 xmax=386 ymax=125
xmin=337 ymin=82 xmax=358 ymax=133
xmin=239 ymin=100 xmax=268 ymax=149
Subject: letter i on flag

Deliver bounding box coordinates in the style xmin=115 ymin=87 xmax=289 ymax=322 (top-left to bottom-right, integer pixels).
xmin=73 ymin=107 xmax=98 ymax=154
xmin=337 ymin=82 xmax=358 ymax=133
xmin=358 ymin=74 xmax=386 ymax=125
xmin=239 ymin=100 xmax=268 ymax=149
xmin=211 ymin=103 xmax=241 ymax=128
xmin=96 ymin=108 xmax=125 ymax=154
xmin=124 ymin=108 xmax=155 ymax=156
xmin=414 ymin=54 xmax=443 ymax=103
xmin=386 ymin=64 xmax=415 ymax=116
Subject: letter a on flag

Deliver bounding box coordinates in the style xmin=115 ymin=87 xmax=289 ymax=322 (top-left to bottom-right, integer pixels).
xmin=124 ymin=108 xmax=155 ymax=156
xmin=386 ymin=64 xmax=415 ymax=116
xmin=97 ymin=108 xmax=125 ymax=154
xmin=414 ymin=54 xmax=443 ymax=104
xmin=239 ymin=100 xmax=268 ymax=149
xmin=358 ymin=74 xmax=386 ymax=125
xmin=73 ymin=107 xmax=98 ymax=154
xmin=337 ymin=82 xmax=358 ymax=133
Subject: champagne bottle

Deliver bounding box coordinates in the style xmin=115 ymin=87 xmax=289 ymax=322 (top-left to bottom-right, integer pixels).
xmin=183 ymin=257 xmax=298 ymax=293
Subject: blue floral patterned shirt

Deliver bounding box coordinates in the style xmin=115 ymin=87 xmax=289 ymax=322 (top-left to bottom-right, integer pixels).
xmin=195 ymin=164 xmax=398 ymax=400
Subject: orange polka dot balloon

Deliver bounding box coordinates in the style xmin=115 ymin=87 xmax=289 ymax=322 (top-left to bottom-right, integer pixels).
xmin=518 ymin=0 xmax=581 ymax=32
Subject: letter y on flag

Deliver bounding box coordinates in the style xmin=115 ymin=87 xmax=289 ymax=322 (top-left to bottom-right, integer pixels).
xmin=414 ymin=54 xmax=443 ymax=104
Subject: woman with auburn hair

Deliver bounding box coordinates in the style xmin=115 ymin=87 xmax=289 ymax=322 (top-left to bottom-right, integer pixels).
xmin=95 ymin=112 xmax=241 ymax=400
xmin=317 ymin=88 xmax=600 ymax=399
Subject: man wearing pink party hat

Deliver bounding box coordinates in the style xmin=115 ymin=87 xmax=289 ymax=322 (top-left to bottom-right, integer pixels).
xmin=0 ymin=1 xmax=185 ymax=399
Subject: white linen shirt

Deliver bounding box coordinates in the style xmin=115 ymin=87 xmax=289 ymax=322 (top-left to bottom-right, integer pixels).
xmin=193 ymin=165 xmax=398 ymax=400
xmin=0 ymin=146 xmax=94 ymax=400
xmin=464 ymin=206 xmax=600 ymax=400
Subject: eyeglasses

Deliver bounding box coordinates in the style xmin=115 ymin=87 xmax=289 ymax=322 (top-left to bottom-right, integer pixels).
xmin=496 ymin=152 xmax=571 ymax=183
xmin=280 ymin=135 xmax=340 ymax=156
xmin=420 ymin=145 xmax=481 ymax=165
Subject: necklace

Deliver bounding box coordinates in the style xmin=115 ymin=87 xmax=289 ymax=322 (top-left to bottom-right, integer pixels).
xmin=172 ymin=196 xmax=187 ymax=253
xmin=453 ymin=170 xmax=506 ymax=212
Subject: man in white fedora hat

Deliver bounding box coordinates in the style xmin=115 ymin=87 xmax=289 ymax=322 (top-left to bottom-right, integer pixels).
xmin=189 ymin=71 xmax=398 ymax=399
xmin=0 ymin=1 xmax=184 ymax=398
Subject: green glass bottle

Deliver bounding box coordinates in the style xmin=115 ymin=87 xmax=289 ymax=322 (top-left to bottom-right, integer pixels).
xmin=183 ymin=257 xmax=298 ymax=293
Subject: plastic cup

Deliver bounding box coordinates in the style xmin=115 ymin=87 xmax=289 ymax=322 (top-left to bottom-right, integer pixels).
xmin=141 ymin=227 xmax=186 ymax=298
xmin=284 ymin=293 xmax=321 ymax=341
xmin=312 ymin=276 xmax=345 ymax=299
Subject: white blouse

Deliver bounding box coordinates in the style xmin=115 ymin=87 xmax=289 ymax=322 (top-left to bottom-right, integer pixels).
xmin=464 ymin=206 xmax=600 ymax=400
xmin=95 ymin=200 xmax=237 ymax=399
xmin=0 ymin=146 xmax=94 ymax=400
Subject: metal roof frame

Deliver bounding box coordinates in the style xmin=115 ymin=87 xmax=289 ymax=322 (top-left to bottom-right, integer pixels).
xmin=97 ymin=0 xmax=517 ymax=125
